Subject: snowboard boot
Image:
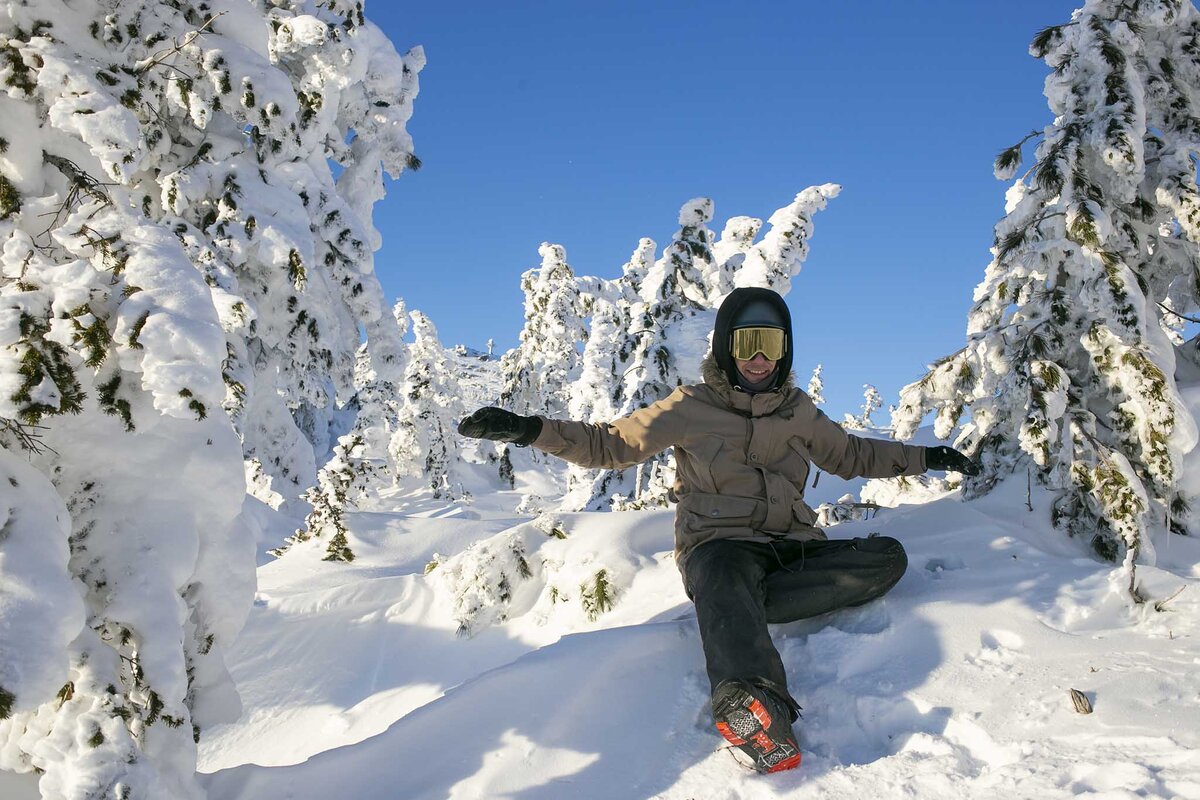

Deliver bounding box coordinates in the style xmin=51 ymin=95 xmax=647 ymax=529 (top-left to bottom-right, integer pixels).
xmin=711 ymin=678 xmax=801 ymax=774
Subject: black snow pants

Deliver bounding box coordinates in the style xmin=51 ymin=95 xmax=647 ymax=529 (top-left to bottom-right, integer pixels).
xmin=680 ymin=536 xmax=908 ymax=702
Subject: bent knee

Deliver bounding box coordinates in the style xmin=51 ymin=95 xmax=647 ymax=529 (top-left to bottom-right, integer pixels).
xmin=878 ymin=535 xmax=906 ymax=559
xmin=859 ymin=536 xmax=907 ymax=579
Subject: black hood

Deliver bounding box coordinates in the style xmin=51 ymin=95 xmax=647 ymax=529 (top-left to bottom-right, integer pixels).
xmin=712 ymin=287 xmax=793 ymax=392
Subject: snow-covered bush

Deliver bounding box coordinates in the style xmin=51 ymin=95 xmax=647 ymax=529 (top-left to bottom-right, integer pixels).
xmin=861 ymin=473 xmax=954 ymax=509
xmin=0 ymin=1 xmax=421 ymax=795
xmin=430 ymin=529 xmax=537 ymax=637
xmin=429 ymin=514 xmax=639 ymax=636
xmin=892 ymin=1 xmax=1200 ymax=594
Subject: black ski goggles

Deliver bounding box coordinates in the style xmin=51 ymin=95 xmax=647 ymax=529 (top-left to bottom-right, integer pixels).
xmin=730 ymin=327 xmax=786 ymax=361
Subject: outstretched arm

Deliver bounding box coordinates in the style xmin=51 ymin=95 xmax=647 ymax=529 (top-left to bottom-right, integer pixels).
xmin=459 ymin=389 xmax=688 ymax=471
xmin=805 ymin=406 xmax=926 ymax=479
xmin=803 ymin=403 xmax=979 ymax=479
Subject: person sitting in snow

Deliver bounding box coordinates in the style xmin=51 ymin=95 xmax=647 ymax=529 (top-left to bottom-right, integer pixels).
xmin=457 ymin=286 xmax=978 ymax=774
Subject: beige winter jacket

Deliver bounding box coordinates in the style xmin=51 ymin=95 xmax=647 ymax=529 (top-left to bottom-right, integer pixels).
xmin=531 ymin=355 xmax=927 ymax=565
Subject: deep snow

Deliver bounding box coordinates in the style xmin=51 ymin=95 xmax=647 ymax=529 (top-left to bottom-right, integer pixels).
xmin=163 ymin=473 xmax=1200 ymax=800
xmin=4 ymin=433 xmax=1196 ymax=800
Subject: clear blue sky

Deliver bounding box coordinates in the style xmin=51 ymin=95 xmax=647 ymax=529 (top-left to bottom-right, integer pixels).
xmin=366 ymin=0 xmax=1081 ymax=420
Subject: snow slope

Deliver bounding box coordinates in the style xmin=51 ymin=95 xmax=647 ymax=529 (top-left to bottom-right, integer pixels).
xmin=186 ymin=477 xmax=1200 ymax=800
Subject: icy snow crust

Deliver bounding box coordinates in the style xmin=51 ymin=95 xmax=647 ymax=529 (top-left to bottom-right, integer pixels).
xmin=190 ymin=474 xmax=1200 ymax=800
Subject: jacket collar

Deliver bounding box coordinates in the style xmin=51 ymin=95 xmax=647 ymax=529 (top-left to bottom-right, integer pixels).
xmin=699 ymin=353 xmax=796 ymax=417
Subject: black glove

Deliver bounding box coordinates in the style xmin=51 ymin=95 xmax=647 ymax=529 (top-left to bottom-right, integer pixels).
xmin=457 ymin=406 xmax=543 ymax=447
xmin=925 ymin=445 xmax=981 ymax=476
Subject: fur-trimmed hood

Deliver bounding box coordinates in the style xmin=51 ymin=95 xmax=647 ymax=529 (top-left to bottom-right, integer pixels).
xmin=700 ymin=352 xmax=796 ymax=404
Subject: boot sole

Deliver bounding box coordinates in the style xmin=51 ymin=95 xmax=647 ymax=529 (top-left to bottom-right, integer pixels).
xmin=713 ymin=690 xmax=801 ymax=774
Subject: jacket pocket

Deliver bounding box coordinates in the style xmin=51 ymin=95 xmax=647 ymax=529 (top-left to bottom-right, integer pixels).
xmin=679 ymin=492 xmax=759 ymax=523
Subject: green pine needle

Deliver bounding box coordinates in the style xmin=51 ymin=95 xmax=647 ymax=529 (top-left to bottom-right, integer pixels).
xmin=1030 ymin=25 xmax=1064 ymax=58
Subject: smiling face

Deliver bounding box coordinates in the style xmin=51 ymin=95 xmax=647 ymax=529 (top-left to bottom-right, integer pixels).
xmin=734 ymin=353 xmax=777 ymax=384
xmin=716 ymin=291 xmax=792 ymax=392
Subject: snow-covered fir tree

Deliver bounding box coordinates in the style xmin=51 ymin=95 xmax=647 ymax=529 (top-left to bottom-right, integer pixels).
xmin=390 ymin=311 xmax=469 ymax=501
xmin=249 ymin=18 xmax=420 ymax=516
xmin=892 ymin=1 xmax=1200 ymax=595
xmin=558 ymin=239 xmax=657 ymax=510
xmin=500 ymin=242 xmax=588 ymax=419
xmin=567 ymin=281 xmax=623 ymax=425
xmin=620 ymin=236 xmax=655 ymax=300
xmin=658 ymin=197 xmax=718 ymax=310
xmin=349 ymin=299 xmax=411 ymax=494
xmin=732 ymin=184 xmax=841 ymax=295
xmin=495 ymin=242 xmax=589 ymax=508
xmin=560 ymin=277 xmax=625 ymax=509
xmin=286 ymin=431 xmax=371 ymax=562
xmin=603 ymin=236 xmax=657 ymax=414
xmin=0 ymin=3 xmax=421 ymax=796
xmin=807 ymin=364 xmax=826 ymax=405
xmin=614 ymin=199 xmax=718 ymax=508
xmin=712 ymin=215 xmax=764 ymax=293
xmin=278 ymin=301 xmax=410 ymax=562
xmin=844 ymin=384 xmax=884 ymax=430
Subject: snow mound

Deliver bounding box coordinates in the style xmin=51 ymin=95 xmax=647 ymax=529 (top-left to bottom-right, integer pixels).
xmin=429 ymin=511 xmax=665 ymax=636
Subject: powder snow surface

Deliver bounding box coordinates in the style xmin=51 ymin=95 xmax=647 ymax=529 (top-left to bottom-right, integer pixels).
xmin=146 ymin=475 xmax=1200 ymax=800
xmin=3 ymin=466 xmax=1193 ymax=800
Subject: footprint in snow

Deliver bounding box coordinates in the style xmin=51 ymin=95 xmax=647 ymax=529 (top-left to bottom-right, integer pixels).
xmin=967 ymin=629 xmax=1026 ymax=669
xmin=980 ymin=629 xmax=1024 ymax=651
xmin=924 ymin=556 xmax=966 ymax=576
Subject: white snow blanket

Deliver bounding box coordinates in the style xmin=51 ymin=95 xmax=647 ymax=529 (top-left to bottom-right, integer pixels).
xmin=166 ymin=476 xmax=1200 ymax=800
